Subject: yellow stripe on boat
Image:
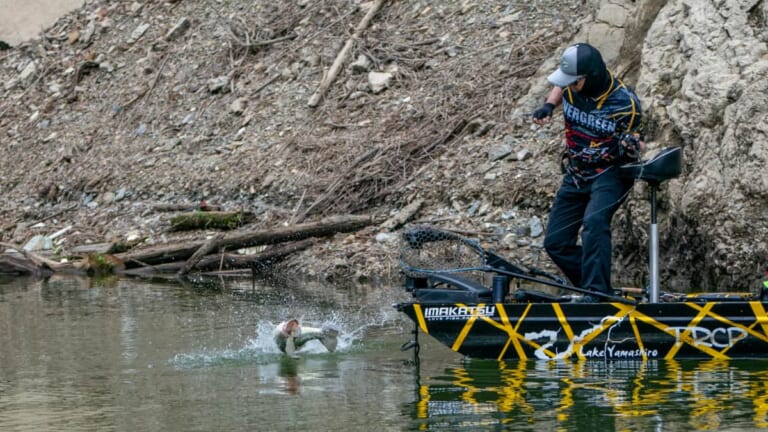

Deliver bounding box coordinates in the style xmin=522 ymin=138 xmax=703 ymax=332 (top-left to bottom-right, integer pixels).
xmin=413 ymin=304 xmax=428 ymax=334
xmin=452 ymin=303 xmax=481 ymax=352
xmin=496 ymin=305 xmax=527 ymax=361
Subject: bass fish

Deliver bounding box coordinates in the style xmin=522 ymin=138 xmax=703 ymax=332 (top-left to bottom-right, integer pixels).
xmin=273 ymin=319 xmax=339 ymax=356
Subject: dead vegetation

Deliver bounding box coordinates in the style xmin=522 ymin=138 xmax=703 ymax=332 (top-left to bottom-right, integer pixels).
xmin=0 ymin=0 xmax=587 ymax=281
xmin=274 ymin=2 xmax=572 ymax=220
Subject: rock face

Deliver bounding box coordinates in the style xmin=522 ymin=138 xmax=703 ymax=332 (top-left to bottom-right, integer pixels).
xmin=517 ymin=0 xmax=767 ymax=291
xmin=0 ymin=0 xmax=765 ymax=290
xmin=635 ymin=0 xmax=768 ymax=290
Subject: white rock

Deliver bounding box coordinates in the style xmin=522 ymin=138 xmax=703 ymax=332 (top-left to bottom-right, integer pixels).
xmin=81 ymin=21 xmax=96 ymax=44
xmin=368 ymin=71 xmax=393 ymax=94
xmin=165 ymin=17 xmax=191 ymax=41
xmin=375 ymin=232 xmax=397 ymax=243
xmin=596 ymin=3 xmax=628 ymax=27
xmin=349 ymin=54 xmax=372 ymax=73
xmin=128 ymin=23 xmax=150 ymax=44
xmin=23 ymin=235 xmax=53 ymax=251
xmin=516 ymin=148 xmax=532 ymax=161
xmin=207 ymin=76 xmax=230 ymax=93
xmin=230 ymin=97 xmax=247 ymax=115
xmin=19 ymin=61 xmax=37 ymax=82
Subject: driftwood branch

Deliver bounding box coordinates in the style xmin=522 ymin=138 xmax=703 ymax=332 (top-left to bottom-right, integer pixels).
xmin=177 ymin=233 xmax=224 ymax=276
xmin=153 ymin=202 xmax=221 ymax=212
xmin=380 ymin=199 xmax=424 ymax=232
xmin=115 ymin=214 xmax=383 ymax=268
xmin=0 ymin=253 xmax=46 ymax=275
xmin=307 ymin=0 xmax=386 ymax=107
xmin=0 ymin=242 xmax=80 ymax=273
xmin=170 ymin=211 xmax=255 ymax=231
xmin=0 ymin=215 xmax=382 ymax=276
xmin=123 ymin=239 xmax=314 ymax=276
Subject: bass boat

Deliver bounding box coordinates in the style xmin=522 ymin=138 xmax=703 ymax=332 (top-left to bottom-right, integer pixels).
xmin=395 ymin=147 xmax=768 ymax=361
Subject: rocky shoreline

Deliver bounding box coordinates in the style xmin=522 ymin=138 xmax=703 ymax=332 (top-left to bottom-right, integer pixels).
xmin=1 ymin=0 xmax=766 ymax=291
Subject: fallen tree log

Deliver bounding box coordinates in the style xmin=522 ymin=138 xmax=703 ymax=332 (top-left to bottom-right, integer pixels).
xmin=153 ymin=202 xmax=221 ymax=212
xmin=122 ymin=239 xmax=314 ymax=277
xmin=176 ymin=233 xmax=224 ymax=276
xmin=170 ymin=211 xmax=256 ymax=231
xmin=380 ymin=198 xmax=424 ymax=232
xmin=115 ymin=214 xmax=384 ymax=269
xmin=0 ymin=243 xmax=131 ymax=277
xmin=0 ymin=253 xmax=50 ymax=276
xmin=0 ymin=242 xmax=82 ymax=274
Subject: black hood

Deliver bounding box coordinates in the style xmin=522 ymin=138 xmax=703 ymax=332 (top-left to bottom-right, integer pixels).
xmin=576 ymin=44 xmax=611 ymax=97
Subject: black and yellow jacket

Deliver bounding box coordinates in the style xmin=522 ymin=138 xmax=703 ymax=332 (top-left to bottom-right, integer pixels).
xmin=561 ymin=71 xmax=643 ymax=180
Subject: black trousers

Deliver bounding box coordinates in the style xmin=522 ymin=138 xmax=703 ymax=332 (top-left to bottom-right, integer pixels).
xmin=543 ymin=168 xmax=634 ymax=294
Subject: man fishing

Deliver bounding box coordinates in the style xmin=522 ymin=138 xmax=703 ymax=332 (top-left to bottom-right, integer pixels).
xmin=531 ymin=43 xmax=644 ymax=302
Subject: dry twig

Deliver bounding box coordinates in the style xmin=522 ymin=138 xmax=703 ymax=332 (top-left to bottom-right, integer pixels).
xmin=307 ymin=0 xmax=387 ymax=107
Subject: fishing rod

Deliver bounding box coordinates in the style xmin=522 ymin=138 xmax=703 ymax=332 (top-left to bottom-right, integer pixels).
xmin=400 ymin=226 xmax=637 ymax=305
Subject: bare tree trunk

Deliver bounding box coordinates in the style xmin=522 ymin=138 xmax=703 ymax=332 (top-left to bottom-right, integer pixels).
xmin=123 ymin=239 xmax=314 ymax=276
xmin=0 ymin=254 xmax=48 ymax=275
xmin=380 ymin=199 xmax=424 ymax=232
xmin=170 ymin=211 xmax=255 ymax=231
xmin=0 ymin=242 xmax=82 ymax=274
xmin=115 ymin=214 xmax=383 ymax=268
xmin=176 ymin=233 xmax=224 ymax=276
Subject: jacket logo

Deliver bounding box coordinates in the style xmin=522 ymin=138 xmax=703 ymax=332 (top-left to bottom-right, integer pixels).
xmin=563 ymin=102 xmax=617 ymax=135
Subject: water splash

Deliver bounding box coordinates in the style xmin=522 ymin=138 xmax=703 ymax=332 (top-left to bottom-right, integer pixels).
xmin=168 ymin=313 xmax=393 ymax=369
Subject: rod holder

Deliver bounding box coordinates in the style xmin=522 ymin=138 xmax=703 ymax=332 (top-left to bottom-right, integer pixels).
xmin=492 ymin=275 xmax=509 ymax=303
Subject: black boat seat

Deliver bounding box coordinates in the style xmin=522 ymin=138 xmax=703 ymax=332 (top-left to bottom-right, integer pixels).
xmin=406 ymin=273 xmax=492 ymax=303
xmin=619 ymin=146 xmax=682 ymax=184
xmin=427 ymin=273 xmax=491 ymax=294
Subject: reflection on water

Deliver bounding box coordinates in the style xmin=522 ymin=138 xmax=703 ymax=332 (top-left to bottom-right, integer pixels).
xmin=2 ymin=275 xmax=768 ymax=431
xmin=407 ymin=356 xmax=768 ymax=431
xmin=0 ymin=275 xmax=410 ymax=431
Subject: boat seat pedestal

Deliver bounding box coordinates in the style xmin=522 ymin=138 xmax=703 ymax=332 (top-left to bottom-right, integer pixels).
xmin=619 ymin=147 xmax=683 ymax=303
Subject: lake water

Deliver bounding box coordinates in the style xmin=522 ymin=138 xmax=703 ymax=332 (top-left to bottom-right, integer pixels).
xmin=1 ymin=275 xmax=768 ymax=431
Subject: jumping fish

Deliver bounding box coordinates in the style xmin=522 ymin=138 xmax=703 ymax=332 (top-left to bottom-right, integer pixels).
xmin=273 ymin=319 xmax=339 ymax=356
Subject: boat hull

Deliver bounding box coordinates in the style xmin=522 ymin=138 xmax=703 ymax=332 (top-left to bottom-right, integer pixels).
xmin=396 ymin=301 xmax=768 ymax=360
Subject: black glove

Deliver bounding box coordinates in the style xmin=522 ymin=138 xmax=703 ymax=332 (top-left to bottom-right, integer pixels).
xmin=619 ymin=132 xmax=640 ymax=159
xmin=532 ymin=103 xmax=555 ymax=121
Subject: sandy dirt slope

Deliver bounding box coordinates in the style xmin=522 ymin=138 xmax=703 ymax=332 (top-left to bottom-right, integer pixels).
xmin=0 ymin=0 xmax=83 ymax=45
